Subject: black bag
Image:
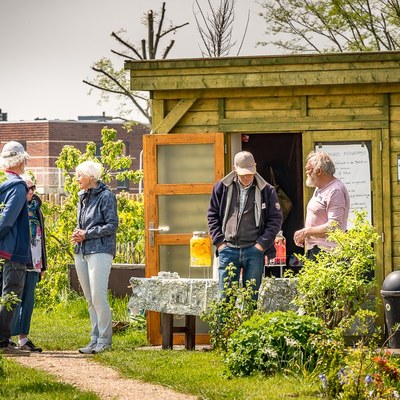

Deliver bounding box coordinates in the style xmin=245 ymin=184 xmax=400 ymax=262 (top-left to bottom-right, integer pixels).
xmin=269 ymin=167 xmax=293 ymax=222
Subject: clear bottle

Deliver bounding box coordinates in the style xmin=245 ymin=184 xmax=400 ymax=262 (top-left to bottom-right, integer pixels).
xmin=274 ymin=230 xmax=286 ymax=265
xmin=190 ymin=231 xmax=212 ymax=267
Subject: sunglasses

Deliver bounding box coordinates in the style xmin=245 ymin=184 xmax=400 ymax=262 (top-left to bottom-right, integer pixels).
xmin=28 ymin=185 xmax=36 ymax=192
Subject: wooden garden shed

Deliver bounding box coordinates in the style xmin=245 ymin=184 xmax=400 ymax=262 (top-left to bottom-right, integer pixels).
xmin=125 ymin=51 xmax=400 ymax=345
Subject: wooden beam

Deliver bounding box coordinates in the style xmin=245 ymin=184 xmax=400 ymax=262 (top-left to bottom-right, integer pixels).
xmin=153 ymin=98 xmax=197 ymax=134
xmin=218 ymin=116 xmax=389 ymax=132
xmin=155 ymin=183 xmax=214 ymax=195
xmin=129 ymin=69 xmax=400 ymax=91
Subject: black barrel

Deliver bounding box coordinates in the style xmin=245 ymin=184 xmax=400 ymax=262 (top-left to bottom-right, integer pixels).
xmin=381 ymin=270 xmax=400 ymax=348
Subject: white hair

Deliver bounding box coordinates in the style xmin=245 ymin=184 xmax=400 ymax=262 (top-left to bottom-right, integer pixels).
xmin=76 ymin=160 xmax=102 ymax=181
xmin=20 ymin=173 xmax=35 ymax=185
xmin=0 ymin=153 xmax=30 ymax=170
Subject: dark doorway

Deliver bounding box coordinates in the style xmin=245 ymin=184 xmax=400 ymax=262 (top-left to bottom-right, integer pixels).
xmin=242 ymin=133 xmax=304 ymax=265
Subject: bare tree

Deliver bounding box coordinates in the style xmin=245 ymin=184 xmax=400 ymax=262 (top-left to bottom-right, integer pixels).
xmin=194 ymin=0 xmax=250 ymax=57
xmin=83 ymin=2 xmax=189 ymax=124
xmin=258 ymin=0 xmax=400 ymax=53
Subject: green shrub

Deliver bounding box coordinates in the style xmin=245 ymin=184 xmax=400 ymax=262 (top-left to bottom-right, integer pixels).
xmin=293 ymin=210 xmax=379 ymax=330
xmin=200 ymin=263 xmax=256 ymax=353
xmin=115 ymin=193 xmax=145 ymax=264
xmin=225 ymin=310 xmax=339 ymax=377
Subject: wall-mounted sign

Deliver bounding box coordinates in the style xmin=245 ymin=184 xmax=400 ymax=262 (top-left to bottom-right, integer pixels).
xmin=316 ymin=144 xmax=371 ymax=227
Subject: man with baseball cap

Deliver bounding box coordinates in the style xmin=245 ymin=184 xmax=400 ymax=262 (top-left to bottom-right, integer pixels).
xmin=208 ymin=151 xmax=282 ymax=300
xmin=0 ymin=141 xmax=31 ymax=356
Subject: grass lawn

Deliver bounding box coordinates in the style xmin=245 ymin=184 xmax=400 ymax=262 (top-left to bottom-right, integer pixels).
xmin=1 ymin=358 xmax=99 ymax=399
xmin=2 ymin=296 xmax=322 ymax=400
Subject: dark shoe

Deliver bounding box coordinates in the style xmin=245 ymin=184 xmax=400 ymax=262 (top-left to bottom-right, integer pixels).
xmin=1 ymin=343 xmax=30 ymax=357
xmin=19 ymin=339 xmax=42 ymax=353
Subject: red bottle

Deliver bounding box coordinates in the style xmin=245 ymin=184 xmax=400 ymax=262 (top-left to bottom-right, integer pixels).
xmin=274 ymin=230 xmax=286 ymax=265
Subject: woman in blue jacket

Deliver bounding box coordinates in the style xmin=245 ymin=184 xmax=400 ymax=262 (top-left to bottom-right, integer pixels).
xmin=71 ymin=160 xmax=118 ymax=354
xmin=12 ymin=174 xmax=47 ymax=353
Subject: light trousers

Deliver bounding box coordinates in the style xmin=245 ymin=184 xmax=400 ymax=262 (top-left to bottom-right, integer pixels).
xmin=74 ymin=252 xmax=113 ymax=345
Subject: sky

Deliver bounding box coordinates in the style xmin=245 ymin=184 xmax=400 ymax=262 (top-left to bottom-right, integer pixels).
xmin=0 ymin=0 xmax=270 ymax=123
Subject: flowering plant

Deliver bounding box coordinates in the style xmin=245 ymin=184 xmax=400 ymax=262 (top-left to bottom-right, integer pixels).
xmin=319 ymin=349 xmax=400 ymax=399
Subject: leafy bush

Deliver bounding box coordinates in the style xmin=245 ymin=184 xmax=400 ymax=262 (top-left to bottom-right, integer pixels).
xmin=115 ymin=192 xmax=145 ymax=264
xmin=36 ymin=199 xmax=75 ymax=307
xmin=200 ymin=264 xmax=257 ymax=353
xmin=293 ymin=210 xmax=379 ymax=330
xmin=225 ymin=310 xmax=339 ymax=377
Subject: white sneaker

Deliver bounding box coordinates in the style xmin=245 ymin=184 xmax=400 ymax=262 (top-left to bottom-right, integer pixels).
xmin=78 ymin=341 xmax=97 ymax=354
xmin=93 ymin=343 xmax=112 ymax=354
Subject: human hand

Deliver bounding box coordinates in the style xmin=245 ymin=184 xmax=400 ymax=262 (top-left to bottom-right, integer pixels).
xmin=293 ymin=229 xmax=306 ymax=247
xmin=71 ymin=229 xmax=85 ymax=243
xmin=218 ymin=242 xmax=227 ymax=251
xmin=255 ymin=243 xmax=264 ymax=252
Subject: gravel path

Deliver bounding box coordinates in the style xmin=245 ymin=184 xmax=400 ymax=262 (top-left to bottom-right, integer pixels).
xmin=14 ymin=350 xmax=197 ymax=400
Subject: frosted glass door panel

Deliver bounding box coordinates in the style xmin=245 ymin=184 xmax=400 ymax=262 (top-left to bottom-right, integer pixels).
xmin=159 ymin=245 xmax=188 ymax=276
xmin=159 ymin=245 xmax=211 ymax=278
xmin=157 ymin=144 xmax=214 ymax=184
xmin=158 ymin=194 xmax=210 ymax=233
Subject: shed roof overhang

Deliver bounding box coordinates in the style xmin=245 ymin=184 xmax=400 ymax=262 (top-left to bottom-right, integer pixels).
xmin=125 ymin=51 xmax=400 ymax=92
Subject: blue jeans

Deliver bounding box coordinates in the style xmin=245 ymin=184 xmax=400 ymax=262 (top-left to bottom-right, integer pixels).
xmin=12 ymin=271 xmax=39 ymax=336
xmin=74 ymin=252 xmax=113 ymax=345
xmin=0 ymin=260 xmax=27 ymax=345
xmin=218 ymin=246 xmax=264 ymax=300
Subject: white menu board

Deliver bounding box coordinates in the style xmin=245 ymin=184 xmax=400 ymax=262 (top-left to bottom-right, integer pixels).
xmin=316 ymin=144 xmax=372 ymax=227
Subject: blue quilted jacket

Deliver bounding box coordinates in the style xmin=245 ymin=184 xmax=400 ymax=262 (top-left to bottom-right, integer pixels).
xmin=74 ymin=181 xmax=118 ymax=257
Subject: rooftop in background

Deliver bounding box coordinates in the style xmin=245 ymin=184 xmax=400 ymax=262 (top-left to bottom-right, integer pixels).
xmin=77 ymin=112 xmax=128 ymax=122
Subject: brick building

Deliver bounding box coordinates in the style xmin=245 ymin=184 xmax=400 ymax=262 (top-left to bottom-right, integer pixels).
xmin=0 ymin=119 xmax=149 ymax=193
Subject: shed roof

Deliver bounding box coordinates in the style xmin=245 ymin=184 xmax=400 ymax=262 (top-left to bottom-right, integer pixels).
xmin=125 ymin=51 xmax=400 ymax=91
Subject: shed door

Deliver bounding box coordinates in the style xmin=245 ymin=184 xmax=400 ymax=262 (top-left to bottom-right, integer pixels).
xmin=303 ymin=129 xmax=390 ymax=290
xmin=143 ymin=132 xmax=225 ymax=345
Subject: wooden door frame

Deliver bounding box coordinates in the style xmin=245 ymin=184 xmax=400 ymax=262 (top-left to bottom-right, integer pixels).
xmin=143 ymin=132 xmax=225 ymax=345
xmin=302 ymin=129 xmax=391 ymax=297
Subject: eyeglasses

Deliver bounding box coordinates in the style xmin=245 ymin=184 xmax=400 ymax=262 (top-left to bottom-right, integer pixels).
xmin=28 ymin=185 xmax=36 ymax=192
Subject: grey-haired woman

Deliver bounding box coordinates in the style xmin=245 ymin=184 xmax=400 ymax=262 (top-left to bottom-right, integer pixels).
xmin=71 ymin=160 xmax=118 ymax=354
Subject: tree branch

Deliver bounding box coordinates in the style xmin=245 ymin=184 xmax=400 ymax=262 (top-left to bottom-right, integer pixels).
xmin=111 ymin=50 xmax=136 ymax=61
xmin=111 ymin=31 xmax=143 ymax=60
